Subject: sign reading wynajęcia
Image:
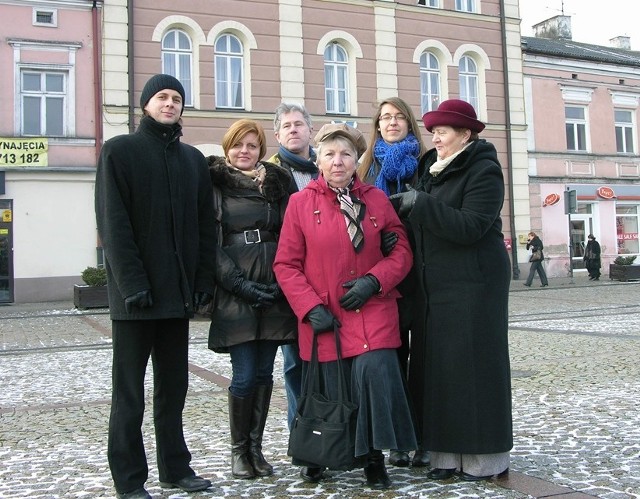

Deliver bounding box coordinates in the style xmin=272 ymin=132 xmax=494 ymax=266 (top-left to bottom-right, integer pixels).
xmin=0 ymin=138 xmax=48 ymax=167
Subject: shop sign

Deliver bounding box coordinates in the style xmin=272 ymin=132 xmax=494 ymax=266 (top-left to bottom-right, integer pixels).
xmin=542 ymin=193 xmax=560 ymax=207
xmin=0 ymin=137 xmax=48 ymax=167
xmin=2 ymin=210 xmax=11 ymax=222
xmin=597 ymin=186 xmax=615 ymax=199
xmin=617 ymin=232 xmax=638 ymax=241
xmin=503 ymin=238 xmax=512 ymax=250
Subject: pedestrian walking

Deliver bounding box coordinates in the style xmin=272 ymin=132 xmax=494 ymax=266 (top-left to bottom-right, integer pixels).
xmin=95 ymin=74 xmax=216 ymax=499
xmin=524 ymin=231 xmax=549 ymax=287
xmin=584 ymin=234 xmax=601 ymax=280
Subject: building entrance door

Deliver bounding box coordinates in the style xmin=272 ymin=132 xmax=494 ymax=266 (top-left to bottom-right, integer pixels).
xmin=0 ymin=199 xmax=14 ymax=303
xmin=570 ymin=213 xmax=594 ymax=272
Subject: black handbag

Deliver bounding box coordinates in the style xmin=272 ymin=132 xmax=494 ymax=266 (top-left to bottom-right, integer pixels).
xmin=287 ymin=324 xmax=358 ymax=470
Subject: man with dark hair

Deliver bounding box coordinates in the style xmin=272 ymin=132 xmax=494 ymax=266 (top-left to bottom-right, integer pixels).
xmin=95 ymin=74 xmax=216 ymax=499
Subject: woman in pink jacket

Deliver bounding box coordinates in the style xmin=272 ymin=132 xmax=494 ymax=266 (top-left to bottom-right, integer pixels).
xmin=273 ymin=123 xmax=416 ymax=490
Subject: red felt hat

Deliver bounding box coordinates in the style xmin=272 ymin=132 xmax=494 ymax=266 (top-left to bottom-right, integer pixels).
xmin=422 ymin=99 xmax=485 ymax=133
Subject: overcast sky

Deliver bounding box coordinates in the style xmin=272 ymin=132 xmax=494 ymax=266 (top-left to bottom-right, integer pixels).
xmin=519 ymin=0 xmax=639 ymax=50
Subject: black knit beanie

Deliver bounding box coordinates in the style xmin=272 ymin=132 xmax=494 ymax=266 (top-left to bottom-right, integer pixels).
xmin=140 ymin=74 xmax=186 ymax=114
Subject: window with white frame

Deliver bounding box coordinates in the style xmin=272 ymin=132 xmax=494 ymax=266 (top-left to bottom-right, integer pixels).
xmin=418 ymin=0 xmax=439 ymax=6
xmin=420 ymin=51 xmax=440 ymax=115
xmin=215 ymin=34 xmax=244 ymax=109
xmin=458 ymin=55 xmax=478 ymax=112
xmin=455 ymin=0 xmax=476 ymax=12
xmin=162 ymin=29 xmax=193 ymax=107
xmin=324 ymin=43 xmax=349 ymax=114
xmin=21 ymin=70 xmax=66 ymax=136
xmin=565 ymin=106 xmax=588 ymax=151
xmin=614 ymin=109 xmax=635 ymax=153
xmin=33 ymin=8 xmax=57 ymax=27
xmin=616 ymin=204 xmax=639 ymax=255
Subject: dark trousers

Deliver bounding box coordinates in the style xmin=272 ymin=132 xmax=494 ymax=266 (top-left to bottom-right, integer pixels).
xmin=525 ymin=260 xmax=548 ymax=286
xmin=108 ymin=319 xmax=193 ymax=494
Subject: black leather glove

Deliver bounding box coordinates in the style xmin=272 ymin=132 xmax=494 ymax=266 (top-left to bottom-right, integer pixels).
xmin=339 ymin=275 xmax=380 ymax=311
xmin=232 ymin=277 xmax=276 ymax=308
xmin=381 ymin=231 xmax=398 ymax=256
xmin=265 ymin=282 xmax=284 ymax=301
xmin=124 ymin=289 xmax=153 ymax=313
xmin=389 ymin=189 xmax=417 ymax=218
xmin=193 ymin=291 xmax=212 ymax=309
xmin=306 ymin=305 xmax=341 ymax=334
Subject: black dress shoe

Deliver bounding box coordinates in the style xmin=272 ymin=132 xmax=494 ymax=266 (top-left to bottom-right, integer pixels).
xmin=388 ymin=450 xmax=410 ymax=467
xmin=427 ymin=468 xmax=456 ymax=480
xmin=117 ymin=488 xmax=151 ymax=499
xmin=541 ymin=283 xmax=548 ymax=287
xmin=460 ymin=471 xmax=492 ymax=481
xmin=300 ymin=466 xmax=325 ymax=483
xmin=160 ymin=475 xmax=212 ymax=492
xmin=523 ymin=283 xmax=531 ymax=287
xmin=364 ymin=462 xmax=391 ymax=489
xmin=411 ymin=449 xmax=430 ymax=467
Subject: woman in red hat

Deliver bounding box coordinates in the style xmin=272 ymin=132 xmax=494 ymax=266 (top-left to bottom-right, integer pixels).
xmin=390 ymin=99 xmax=512 ymax=481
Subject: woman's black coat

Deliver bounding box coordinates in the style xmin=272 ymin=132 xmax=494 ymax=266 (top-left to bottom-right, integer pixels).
xmin=526 ymin=236 xmax=545 ymax=261
xmin=206 ymin=156 xmax=297 ymax=352
xmin=406 ymin=139 xmax=513 ymax=455
xmin=95 ymin=116 xmax=217 ymax=320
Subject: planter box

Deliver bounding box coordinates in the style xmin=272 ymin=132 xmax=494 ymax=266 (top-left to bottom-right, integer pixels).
xmin=74 ymin=285 xmax=109 ymax=309
xmin=609 ymin=264 xmax=640 ymax=282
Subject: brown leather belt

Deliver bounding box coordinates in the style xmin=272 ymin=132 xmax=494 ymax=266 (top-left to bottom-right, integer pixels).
xmin=223 ymin=229 xmax=276 ymax=245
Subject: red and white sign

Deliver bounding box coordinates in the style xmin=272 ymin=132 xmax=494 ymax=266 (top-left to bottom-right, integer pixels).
xmin=597 ymin=186 xmax=615 ymax=199
xmin=542 ymin=193 xmax=560 ymax=207
xmin=617 ymin=232 xmax=638 ymax=241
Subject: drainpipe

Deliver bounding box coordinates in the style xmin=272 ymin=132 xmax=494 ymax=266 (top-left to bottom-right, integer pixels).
xmin=499 ymin=0 xmax=520 ymax=279
xmin=128 ymin=0 xmax=135 ymax=133
xmin=92 ymin=0 xmax=103 ymax=161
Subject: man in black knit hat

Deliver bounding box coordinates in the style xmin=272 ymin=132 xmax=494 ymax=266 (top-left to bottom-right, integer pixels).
xmin=95 ymin=74 xmax=216 ymax=498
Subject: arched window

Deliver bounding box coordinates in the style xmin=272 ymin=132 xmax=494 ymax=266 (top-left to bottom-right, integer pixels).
xmin=324 ymin=43 xmax=349 ymax=114
xmin=215 ymin=34 xmax=244 ymax=109
xmin=420 ymin=51 xmax=441 ymax=115
xmin=162 ymin=29 xmax=193 ymax=107
xmin=459 ymin=55 xmax=478 ymax=112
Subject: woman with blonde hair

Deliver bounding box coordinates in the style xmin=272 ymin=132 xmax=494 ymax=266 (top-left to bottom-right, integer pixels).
xmin=206 ymin=119 xmax=297 ymax=479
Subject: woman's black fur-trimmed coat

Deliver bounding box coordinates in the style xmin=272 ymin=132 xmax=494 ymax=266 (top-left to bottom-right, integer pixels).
xmin=406 ymin=139 xmax=513 ymax=455
xmin=206 ymin=156 xmax=296 ymax=352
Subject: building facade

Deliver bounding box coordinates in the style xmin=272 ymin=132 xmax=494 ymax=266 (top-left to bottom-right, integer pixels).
xmin=0 ymin=0 xmax=102 ymax=302
xmin=522 ymin=16 xmax=640 ymax=278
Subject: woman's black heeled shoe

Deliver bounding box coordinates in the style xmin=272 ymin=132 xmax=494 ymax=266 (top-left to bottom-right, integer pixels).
xmin=427 ymin=468 xmax=456 ymax=480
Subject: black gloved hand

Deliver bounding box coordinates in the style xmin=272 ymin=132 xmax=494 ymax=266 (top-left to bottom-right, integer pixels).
xmin=124 ymin=289 xmax=153 ymax=314
xmin=265 ymin=282 xmax=284 ymax=301
xmin=381 ymin=231 xmax=398 ymax=256
xmin=339 ymin=275 xmax=380 ymax=311
xmin=232 ymin=277 xmax=276 ymax=308
xmin=306 ymin=305 xmax=341 ymax=334
xmin=389 ymin=189 xmax=417 ymax=218
xmin=193 ymin=291 xmax=212 ymax=309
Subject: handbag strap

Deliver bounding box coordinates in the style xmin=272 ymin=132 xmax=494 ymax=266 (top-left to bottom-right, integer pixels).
xmin=301 ymin=322 xmax=350 ymax=403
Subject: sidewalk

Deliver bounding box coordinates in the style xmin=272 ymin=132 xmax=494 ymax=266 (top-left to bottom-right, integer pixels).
xmin=1 ymin=279 xmax=639 ymax=498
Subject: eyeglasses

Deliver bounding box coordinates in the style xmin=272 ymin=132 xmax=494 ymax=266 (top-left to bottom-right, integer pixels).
xmin=379 ymin=113 xmax=407 ymax=123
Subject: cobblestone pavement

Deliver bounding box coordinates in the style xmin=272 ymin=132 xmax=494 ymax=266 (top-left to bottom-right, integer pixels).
xmin=1 ymin=275 xmax=639 ymax=498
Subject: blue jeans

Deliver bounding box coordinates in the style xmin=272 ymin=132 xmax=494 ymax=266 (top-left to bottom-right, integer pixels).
xmin=229 ymin=341 xmax=279 ymax=398
xmin=281 ymin=343 xmax=303 ymax=430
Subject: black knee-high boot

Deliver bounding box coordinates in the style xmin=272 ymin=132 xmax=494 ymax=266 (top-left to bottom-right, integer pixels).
xmin=228 ymin=390 xmax=255 ymax=479
xmin=248 ymin=383 xmax=273 ymax=477
xmin=364 ymin=449 xmax=391 ymax=489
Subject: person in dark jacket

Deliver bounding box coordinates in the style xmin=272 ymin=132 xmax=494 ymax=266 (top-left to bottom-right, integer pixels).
xmin=524 ymin=231 xmax=549 ymax=287
xmin=206 ymin=119 xmax=297 ymax=480
xmin=584 ymin=234 xmax=601 ymax=280
xmin=95 ymin=74 xmax=216 ymax=499
xmin=390 ymin=99 xmax=512 ymax=481
xmin=357 ymin=96 xmax=429 ymax=469
xmin=274 ymin=123 xmax=417 ymax=490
